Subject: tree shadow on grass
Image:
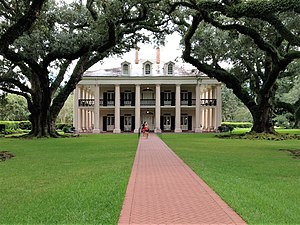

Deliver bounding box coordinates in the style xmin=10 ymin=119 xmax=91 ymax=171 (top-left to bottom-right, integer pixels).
xmin=280 ymin=149 xmax=300 ymax=159
xmin=0 ymin=151 xmax=15 ymax=162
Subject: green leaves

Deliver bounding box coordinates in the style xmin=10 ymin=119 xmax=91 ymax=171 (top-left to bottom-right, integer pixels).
xmin=169 ymin=0 xmax=300 ymax=132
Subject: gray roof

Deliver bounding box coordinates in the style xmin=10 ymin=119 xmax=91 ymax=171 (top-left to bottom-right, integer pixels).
xmin=84 ymin=46 xmax=207 ymax=77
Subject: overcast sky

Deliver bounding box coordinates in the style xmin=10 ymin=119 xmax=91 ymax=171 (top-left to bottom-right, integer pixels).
xmin=58 ymin=0 xmax=185 ymax=70
xmin=88 ymin=33 xmax=185 ymax=71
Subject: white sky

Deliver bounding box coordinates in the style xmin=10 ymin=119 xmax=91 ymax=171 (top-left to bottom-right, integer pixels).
xmin=88 ymin=33 xmax=185 ymax=71
xmin=58 ymin=0 xmax=186 ymax=70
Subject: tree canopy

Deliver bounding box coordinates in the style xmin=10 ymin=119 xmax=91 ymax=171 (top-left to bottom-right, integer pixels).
xmin=275 ymin=60 xmax=300 ymax=127
xmin=0 ymin=0 xmax=169 ymax=137
xmin=0 ymin=94 xmax=29 ymax=121
xmin=1 ymin=0 xmax=300 ymax=136
xmin=168 ymin=0 xmax=300 ymax=133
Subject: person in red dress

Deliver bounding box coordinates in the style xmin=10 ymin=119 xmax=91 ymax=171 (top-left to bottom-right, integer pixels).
xmin=142 ymin=121 xmax=149 ymax=138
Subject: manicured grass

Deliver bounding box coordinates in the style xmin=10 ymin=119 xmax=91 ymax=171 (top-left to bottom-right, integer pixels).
xmin=232 ymin=128 xmax=300 ymax=135
xmin=160 ymin=133 xmax=300 ymax=225
xmin=0 ymin=134 xmax=138 ymax=224
xmin=277 ymin=128 xmax=300 ymax=135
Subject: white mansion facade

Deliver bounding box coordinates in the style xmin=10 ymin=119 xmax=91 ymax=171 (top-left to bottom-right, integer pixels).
xmin=73 ymin=48 xmax=222 ymax=133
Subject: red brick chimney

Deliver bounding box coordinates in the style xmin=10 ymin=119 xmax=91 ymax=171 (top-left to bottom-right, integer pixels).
xmin=135 ymin=48 xmax=139 ymax=64
xmin=156 ymin=47 xmax=160 ymax=64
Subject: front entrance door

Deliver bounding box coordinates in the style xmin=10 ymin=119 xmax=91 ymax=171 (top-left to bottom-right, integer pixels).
xmin=181 ymin=115 xmax=188 ymax=131
xmin=107 ymin=115 xmax=114 ymax=131
xmin=163 ymin=115 xmax=171 ymax=131
xmin=124 ymin=116 xmax=132 ymax=132
xmin=142 ymin=114 xmax=154 ymax=131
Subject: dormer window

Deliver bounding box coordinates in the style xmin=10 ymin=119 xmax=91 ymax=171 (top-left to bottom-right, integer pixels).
xmin=143 ymin=61 xmax=153 ymax=75
xmin=165 ymin=62 xmax=175 ymax=75
xmin=145 ymin=63 xmax=151 ymax=75
xmin=123 ymin=64 xmax=129 ymax=74
xmin=167 ymin=63 xmax=174 ymax=75
xmin=121 ymin=61 xmax=131 ymax=75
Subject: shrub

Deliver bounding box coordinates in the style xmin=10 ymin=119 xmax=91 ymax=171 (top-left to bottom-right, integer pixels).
xmin=56 ymin=123 xmax=73 ymax=132
xmin=4 ymin=128 xmax=24 ymax=135
xmin=0 ymin=121 xmax=19 ymax=130
xmin=0 ymin=124 xmax=5 ymax=133
xmin=0 ymin=121 xmax=31 ymax=134
xmin=222 ymin=122 xmax=252 ymax=128
xmin=218 ymin=125 xmax=235 ymax=133
xmin=18 ymin=121 xmax=31 ymax=130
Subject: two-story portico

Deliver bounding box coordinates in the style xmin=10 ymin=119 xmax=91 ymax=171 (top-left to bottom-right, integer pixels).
xmin=73 ymin=48 xmax=222 ymax=133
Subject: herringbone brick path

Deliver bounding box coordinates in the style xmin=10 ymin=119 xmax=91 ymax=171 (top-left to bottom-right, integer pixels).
xmin=118 ymin=133 xmax=246 ymax=225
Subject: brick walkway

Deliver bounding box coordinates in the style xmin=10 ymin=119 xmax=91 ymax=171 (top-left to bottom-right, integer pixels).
xmin=118 ymin=133 xmax=247 ymax=225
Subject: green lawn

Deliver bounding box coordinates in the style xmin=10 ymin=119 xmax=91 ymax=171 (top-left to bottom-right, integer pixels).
xmin=0 ymin=134 xmax=138 ymax=225
xmin=232 ymin=128 xmax=300 ymax=135
xmin=160 ymin=133 xmax=300 ymax=225
xmin=2 ymin=132 xmax=300 ymax=224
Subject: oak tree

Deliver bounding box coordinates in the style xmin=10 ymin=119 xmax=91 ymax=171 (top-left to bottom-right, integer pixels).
xmin=169 ymin=0 xmax=300 ymax=133
xmin=0 ymin=0 xmax=168 ymax=137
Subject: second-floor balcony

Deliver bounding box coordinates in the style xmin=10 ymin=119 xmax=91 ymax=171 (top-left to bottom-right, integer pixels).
xmin=78 ymin=98 xmax=217 ymax=107
xmin=141 ymin=99 xmax=155 ymax=106
xmin=79 ymin=99 xmax=95 ymax=107
xmin=181 ymin=99 xmax=195 ymax=106
xmin=201 ymin=99 xmax=217 ymax=106
xmin=99 ymin=99 xmax=115 ymax=106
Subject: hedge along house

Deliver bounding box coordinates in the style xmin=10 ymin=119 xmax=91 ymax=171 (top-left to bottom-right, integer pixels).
xmin=73 ymin=47 xmax=222 ymax=133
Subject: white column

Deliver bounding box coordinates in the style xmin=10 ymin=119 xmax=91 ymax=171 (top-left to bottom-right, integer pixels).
xmin=73 ymin=86 xmax=79 ymax=133
xmin=212 ymin=87 xmax=216 ymax=130
xmin=80 ymin=109 xmax=83 ymax=131
xmin=205 ymin=89 xmax=209 ymax=129
xmin=134 ymin=84 xmax=141 ymax=133
xmin=78 ymin=87 xmax=84 ymax=132
xmin=195 ymin=84 xmax=202 ymax=133
xmin=216 ymin=85 xmax=222 ymax=128
xmin=209 ymin=88 xmax=213 ymax=130
xmin=200 ymin=108 xmax=203 ymax=130
xmin=212 ymin=108 xmax=216 ymax=131
xmin=205 ymin=109 xmax=208 ymax=130
xmin=155 ymin=84 xmax=161 ymax=133
xmin=91 ymin=111 xmax=94 ymax=130
xmin=79 ymin=86 xmax=83 ymax=132
xmin=93 ymin=85 xmax=100 ymax=133
xmin=113 ymin=84 xmax=121 ymax=133
xmin=82 ymin=88 xmax=86 ymax=131
xmin=87 ymin=89 xmax=91 ymax=131
xmin=207 ymin=88 xmax=211 ymax=129
xmin=90 ymin=110 xmax=93 ymax=131
xmin=82 ymin=109 xmax=86 ymax=131
xmin=175 ymin=84 xmax=182 ymax=133
xmin=90 ymin=90 xmax=93 ymax=131
xmin=85 ymin=109 xmax=91 ymax=132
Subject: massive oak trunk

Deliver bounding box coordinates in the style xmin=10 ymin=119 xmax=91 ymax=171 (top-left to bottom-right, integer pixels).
xmin=248 ymin=90 xmax=275 ymax=134
xmin=250 ymin=105 xmax=275 ymax=133
xmin=28 ymin=109 xmax=57 ymax=137
xmin=26 ymin=64 xmax=85 ymax=137
xmin=28 ymin=88 xmax=59 ymax=137
xmin=26 ymin=72 xmax=61 ymax=137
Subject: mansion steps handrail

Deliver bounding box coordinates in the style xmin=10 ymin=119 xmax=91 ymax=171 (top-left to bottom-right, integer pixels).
xmin=78 ymin=98 xmax=217 ymax=107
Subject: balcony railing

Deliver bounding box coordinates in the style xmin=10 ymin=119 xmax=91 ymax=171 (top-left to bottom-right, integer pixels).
xmin=201 ymin=99 xmax=217 ymax=106
xmin=181 ymin=99 xmax=196 ymax=106
xmin=120 ymin=100 xmax=135 ymax=106
xmin=78 ymin=99 xmax=95 ymax=107
xmin=99 ymin=99 xmax=115 ymax=106
xmin=79 ymin=98 xmax=217 ymax=107
xmin=141 ymin=99 xmax=155 ymax=106
xmin=163 ymin=100 xmax=173 ymax=106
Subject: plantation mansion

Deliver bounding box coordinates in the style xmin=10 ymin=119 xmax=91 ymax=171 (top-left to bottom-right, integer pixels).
xmin=73 ymin=47 xmax=222 ymax=133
